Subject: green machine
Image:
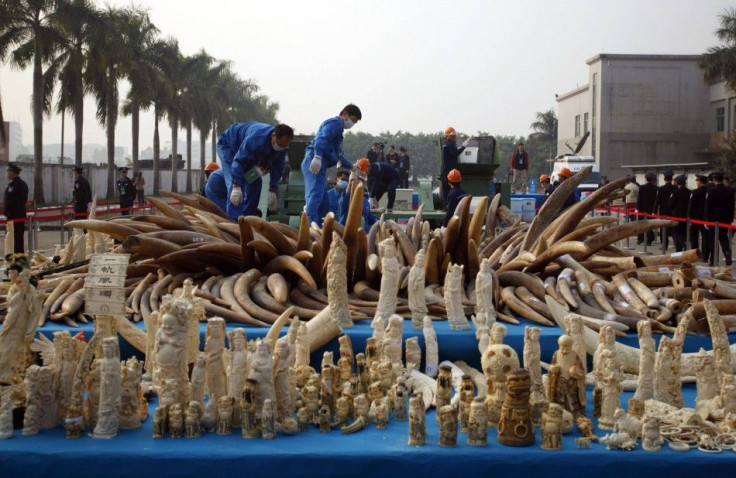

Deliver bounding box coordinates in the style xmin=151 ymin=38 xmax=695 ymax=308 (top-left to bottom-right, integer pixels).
xmin=434 ymin=135 xmax=509 ymax=208
xmin=266 ymin=134 xmax=313 ymax=227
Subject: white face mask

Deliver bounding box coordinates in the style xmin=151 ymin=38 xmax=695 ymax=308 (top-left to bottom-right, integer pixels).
xmin=272 ymin=141 xmax=287 ymax=151
xmin=343 ymin=118 xmax=355 ymax=130
xmin=337 ymin=179 xmax=348 ymax=190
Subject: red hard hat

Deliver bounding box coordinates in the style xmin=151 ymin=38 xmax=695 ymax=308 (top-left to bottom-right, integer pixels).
xmin=539 ymin=174 xmax=550 ymax=183
xmin=558 ymin=168 xmax=573 ymax=178
xmin=447 ymin=169 xmax=462 ymax=183
xmin=357 ymin=158 xmax=370 ymax=174
xmin=444 ymin=127 xmax=456 ymax=137
xmin=205 ymin=162 xmax=220 ymax=172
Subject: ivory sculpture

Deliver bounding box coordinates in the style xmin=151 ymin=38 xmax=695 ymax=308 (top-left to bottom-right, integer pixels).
xmin=241 ymin=379 xmax=259 ymax=438
xmin=422 ymin=317 xmax=438 ymax=378
xmin=408 ymin=249 xmax=428 ymax=329
xmin=408 ymin=394 xmax=426 ymax=446
xmin=475 ymin=258 xmax=497 ymax=325
xmin=640 ymin=415 xmax=662 ymax=451
xmin=633 ymin=321 xmax=655 ymax=401
xmin=695 ymin=348 xmax=720 ymax=409
xmin=273 ymin=340 xmax=292 ymax=422
xmin=598 ymin=350 xmax=622 ymax=431
xmin=181 ymin=279 xmax=202 ymax=365
xmin=153 ymin=298 xmax=191 ymax=404
xmin=438 ymin=405 xmax=458 ymax=447
xmin=392 ymin=376 xmax=409 ymax=421
xmin=564 ymin=315 xmax=586 ymax=375
xmin=405 ymin=337 xmax=421 ymax=371
xmin=0 ymin=269 xmax=40 ymax=384
xmin=36 ymin=365 xmax=59 ymax=429
xmin=119 ymin=360 xmax=143 ymax=429
xmin=444 ymin=263 xmax=470 ymax=330
xmin=216 ymin=396 xmax=234 ymax=435
xmin=169 ymin=403 xmax=184 ymax=438
xmin=498 ymin=368 xmax=534 ymax=446
xmin=482 ymin=341 xmax=520 ymax=425
xmin=23 ymin=365 xmax=41 ymax=436
xmin=0 ymin=395 xmax=13 ymax=439
xmin=376 ymin=239 xmax=400 ymax=321
xmin=57 ymin=336 xmax=79 ymax=421
xmin=383 ymin=315 xmax=403 ymax=365
xmin=205 ymin=317 xmax=228 ymax=402
xmin=540 ymin=403 xmax=564 ymax=451
xmin=669 ymin=313 xmax=691 ymax=408
xmin=228 ymin=329 xmax=249 ymax=424
xmin=295 ymin=324 xmax=310 ymax=367
xmin=185 ymin=401 xmax=202 ymax=438
xmin=459 ymin=389 xmax=473 ymax=433
xmin=262 ymin=399 xmax=277 ymax=439
xmin=190 ymin=354 xmax=207 ymax=411
xmin=547 ymin=335 xmax=586 ymax=419
xmin=152 ymin=405 xmax=167 ymax=439
xmin=593 ymin=325 xmax=618 ymax=417
xmin=467 ymin=396 xmax=488 ymax=446
xmin=92 ymin=337 xmax=121 ymax=439
xmin=705 ymin=300 xmax=732 ymax=383
xmin=653 ymin=336 xmax=674 ymax=404
xmin=338 ymin=335 xmax=354 ymax=368
xmin=370 ymin=317 xmax=385 ymax=362
xmin=523 ymin=327 xmax=543 ymax=394
xmin=248 ymin=339 xmax=276 ymax=419
xmin=490 ymin=323 xmax=507 ymax=345
xmin=436 ymin=365 xmax=453 ymax=422
xmin=327 ymin=234 xmax=353 ymax=329
xmin=475 ymin=317 xmax=490 ymax=355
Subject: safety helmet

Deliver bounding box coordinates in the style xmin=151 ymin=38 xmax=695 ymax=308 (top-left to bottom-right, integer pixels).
xmin=447 ymin=169 xmax=462 ymax=183
xmin=444 ymin=127 xmax=456 ymax=137
xmin=357 ymin=158 xmax=370 ymax=174
xmin=205 ymin=162 xmax=220 ymax=172
xmin=539 ymin=174 xmax=550 ymax=183
xmin=558 ymin=168 xmax=573 ymax=178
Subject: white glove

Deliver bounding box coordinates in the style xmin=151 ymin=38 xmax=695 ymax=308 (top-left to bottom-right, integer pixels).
xmin=268 ymin=191 xmax=277 ymax=213
xmin=370 ymin=197 xmax=379 ymax=209
xmin=462 ymin=135 xmax=475 ymax=147
xmin=309 ymin=155 xmax=322 ymax=174
xmin=230 ymin=187 xmax=243 ymax=206
xmin=349 ymin=166 xmax=359 ymax=183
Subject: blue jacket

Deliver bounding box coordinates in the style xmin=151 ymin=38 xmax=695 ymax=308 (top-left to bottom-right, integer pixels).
xmin=327 ymin=186 xmax=345 ymax=215
xmin=443 ymin=185 xmax=467 ymax=226
xmin=441 ymin=139 xmax=465 ymax=174
xmin=338 ymin=188 xmax=377 ymax=232
xmin=217 ymin=122 xmax=286 ymax=192
xmin=203 ymin=168 xmax=229 ymax=213
xmin=306 ymin=116 xmax=353 ymax=170
xmin=369 ymin=162 xmax=399 ymax=194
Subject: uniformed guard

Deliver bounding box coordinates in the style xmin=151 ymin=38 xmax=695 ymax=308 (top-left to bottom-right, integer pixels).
xmin=72 ymin=165 xmax=92 ymax=219
xmin=669 ymin=175 xmax=690 ymax=252
xmin=689 ymin=174 xmax=710 ymax=261
xmin=653 ymin=170 xmax=676 ymax=248
xmin=637 ymin=172 xmax=658 ymax=246
xmin=704 ymin=171 xmax=735 ymax=266
xmin=3 ymin=162 xmax=28 ymax=254
xmin=116 ymin=167 xmax=136 ymax=216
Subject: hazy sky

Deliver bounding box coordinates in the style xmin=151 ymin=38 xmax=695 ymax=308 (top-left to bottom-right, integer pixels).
xmin=0 ymin=0 xmax=732 ymax=153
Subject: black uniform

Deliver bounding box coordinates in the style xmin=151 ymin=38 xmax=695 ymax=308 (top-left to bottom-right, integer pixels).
xmin=689 ymin=184 xmax=709 ymax=260
xmin=653 ymin=181 xmax=676 ymax=248
xmin=669 ymin=186 xmax=690 ymax=252
xmin=398 ymin=152 xmax=411 ymax=189
xmin=4 ymin=176 xmax=28 ymax=254
xmin=72 ymin=174 xmax=92 ymax=218
xmin=637 ymin=182 xmax=658 ymax=245
xmin=705 ymin=183 xmax=735 ymax=265
xmin=117 ymin=176 xmax=136 ymax=216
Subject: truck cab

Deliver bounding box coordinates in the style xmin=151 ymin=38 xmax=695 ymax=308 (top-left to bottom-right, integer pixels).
xmin=550 ymin=155 xmax=600 ymax=199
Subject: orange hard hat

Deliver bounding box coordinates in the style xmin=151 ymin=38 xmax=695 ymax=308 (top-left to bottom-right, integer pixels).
xmin=447 ymin=169 xmax=462 ymax=183
xmin=558 ymin=168 xmax=573 ymax=178
xmin=444 ymin=126 xmax=456 ymax=137
xmin=539 ymin=174 xmax=550 ymax=183
xmin=357 ymin=158 xmax=370 ymax=174
xmin=205 ymin=162 xmax=220 ymax=172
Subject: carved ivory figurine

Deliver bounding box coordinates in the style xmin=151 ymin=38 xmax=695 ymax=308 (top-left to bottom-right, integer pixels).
xmin=408 ymin=394 xmax=426 ymax=446
xmin=564 ymin=314 xmax=586 ymax=375
xmin=383 ymin=315 xmax=403 ymax=365
xmin=547 ymin=335 xmax=586 ymax=420
xmin=541 ymin=403 xmax=564 ymax=451
xmin=180 ymin=278 xmax=202 ymax=365
xmin=327 ymin=233 xmax=353 ymax=329
xmin=248 ymin=339 xmax=276 ymax=419
xmin=205 ymin=317 xmax=228 ymax=402
xmin=498 ymin=368 xmax=534 ymax=447
xmin=408 ymin=249 xmax=428 ymax=329
xmin=593 ymin=325 xmax=618 ymax=417
xmin=153 ymin=298 xmax=191 ymax=403
xmin=273 ymin=340 xmax=292 ymax=422
xmin=598 ymin=350 xmax=622 ymax=431
xmin=482 ymin=338 xmax=520 ymax=424
xmin=92 ymin=337 xmax=122 ymax=439
xmin=475 ymin=258 xmax=497 ymax=325
xmin=184 ymin=401 xmax=202 ymax=438
xmin=168 ymin=403 xmax=184 ymax=438
xmin=0 ymin=395 xmax=13 ymax=439
xmin=241 ymin=379 xmax=259 ymax=438
xmin=216 ymin=396 xmax=234 ymax=435
xmin=405 ymin=337 xmax=421 ymax=371
xmin=489 ymin=322 xmax=507 ymax=345
xmin=641 ymin=416 xmax=663 ymax=452
xmin=633 ymin=320 xmax=655 ymax=401
xmin=422 ymin=317 xmax=439 ymax=378
xmin=468 ymin=396 xmax=488 ymax=447
xmin=338 ymin=335 xmax=354 ymax=368
xmin=445 ymin=263 xmax=470 ymax=330
xmin=523 ymin=327 xmax=543 ymax=394
xmin=438 ymin=405 xmax=458 ymax=447
xmin=436 ymin=365 xmax=453 ymax=422
xmin=653 ymin=336 xmax=674 ymax=404
xmin=190 ymin=353 xmax=207 ymax=411
xmin=376 ymin=238 xmax=400 ymax=321
xmin=0 ymin=269 xmax=40 ymax=384
xmin=695 ymin=348 xmax=720 ymax=408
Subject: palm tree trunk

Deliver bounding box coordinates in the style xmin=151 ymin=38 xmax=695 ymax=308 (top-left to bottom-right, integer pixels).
xmin=185 ymin=122 xmax=192 ymax=193
xmin=211 ymin=119 xmax=217 ymax=164
xmin=74 ymin=91 xmax=83 ymax=167
xmin=199 ymin=128 xmax=207 ymax=193
xmin=131 ymin=105 xmax=139 ymax=172
xmin=106 ymin=114 xmax=116 ymax=200
xmin=153 ymin=105 xmax=160 ymax=195
xmin=171 ymin=116 xmax=178 ymax=193
xmin=32 ymin=42 xmax=45 ymax=205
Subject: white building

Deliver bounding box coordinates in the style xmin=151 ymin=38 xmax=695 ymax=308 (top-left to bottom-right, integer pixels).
xmin=556 ymin=54 xmax=713 ymax=179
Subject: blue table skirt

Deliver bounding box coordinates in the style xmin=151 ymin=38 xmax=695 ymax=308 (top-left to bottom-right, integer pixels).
xmin=0 ymin=385 xmax=733 ymax=478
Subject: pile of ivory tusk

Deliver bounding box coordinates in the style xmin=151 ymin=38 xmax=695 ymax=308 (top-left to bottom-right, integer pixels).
xmin=13 ymin=166 xmax=736 ymax=339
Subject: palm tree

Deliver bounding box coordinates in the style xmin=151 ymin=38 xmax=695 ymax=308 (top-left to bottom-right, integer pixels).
xmin=86 ymin=5 xmax=130 ymax=198
xmin=700 ymin=8 xmax=736 ymax=91
xmin=529 ymin=109 xmax=558 ymax=158
xmin=156 ymin=39 xmax=183 ymax=193
xmin=44 ymin=0 xmax=98 ymax=168
xmin=0 ymin=0 xmax=63 ymax=205
xmin=120 ymin=8 xmax=159 ymax=173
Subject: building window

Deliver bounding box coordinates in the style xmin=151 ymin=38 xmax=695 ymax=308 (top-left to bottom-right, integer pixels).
xmin=574 ymin=115 xmax=581 ymax=137
xmin=717 ymin=107 xmax=725 ymax=132
xmin=583 ymin=113 xmax=589 ymax=135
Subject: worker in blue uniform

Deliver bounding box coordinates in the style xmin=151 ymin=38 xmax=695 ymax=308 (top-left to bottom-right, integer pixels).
xmin=327 ymin=169 xmax=350 ymax=215
xmin=216 ymin=122 xmax=294 ymax=219
xmin=338 ymin=159 xmax=377 ymax=232
xmin=204 ymin=168 xmax=229 ymax=214
xmin=366 ymin=160 xmax=400 ymax=212
xmin=440 ymin=126 xmax=473 ymax=207
xmin=443 ymin=169 xmax=467 ymax=226
xmin=301 ymin=104 xmax=362 ymax=227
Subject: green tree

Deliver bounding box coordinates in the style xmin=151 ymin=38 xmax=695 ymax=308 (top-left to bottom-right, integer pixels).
xmin=0 ymin=0 xmax=63 ymax=204
xmin=529 ymin=109 xmax=558 ymax=159
xmin=700 ymin=8 xmax=736 ymax=91
xmin=717 ymin=134 xmax=736 ymax=180
xmin=44 ymin=0 xmax=98 ymax=167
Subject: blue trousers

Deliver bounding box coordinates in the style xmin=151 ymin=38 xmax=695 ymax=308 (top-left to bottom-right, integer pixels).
xmin=301 ymin=149 xmax=329 ymax=227
xmin=217 ymin=144 xmax=260 ymax=219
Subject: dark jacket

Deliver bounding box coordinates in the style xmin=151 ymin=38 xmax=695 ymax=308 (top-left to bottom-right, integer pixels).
xmin=705 ymin=183 xmax=736 ymax=224
xmin=654 ymin=182 xmax=676 ymax=215
xmin=398 ymin=153 xmax=410 ymax=175
xmin=689 ymin=185 xmax=708 ymax=220
xmin=670 ymin=186 xmax=690 ymax=219
xmin=117 ymin=177 xmax=137 ymax=206
xmin=72 ymin=175 xmax=92 ymax=213
xmin=443 ymin=186 xmax=467 ymax=227
xmin=637 ymin=182 xmax=658 ymax=215
xmin=369 ymin=162 xmax=400 ymax=196
xmin=441 ymin=140 xmax=465 ymax=174
xmin=3 ymin=176 xmax=28 ymax=219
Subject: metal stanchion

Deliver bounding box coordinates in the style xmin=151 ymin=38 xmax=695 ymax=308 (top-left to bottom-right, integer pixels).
xmin=625 ymin=207 xmax=631 ymax=249
xmin=686 ymin=217 xmax=691 ymax=247
xmin=59 ymin=209 xmax=65 ymax=245
xmin=714 ymin=222 xmax=721 ymax=266
xmin=27 ymin=214 xmax=35 ymax=253
xmin=661 ymin=226 xmax=666 ymax=255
